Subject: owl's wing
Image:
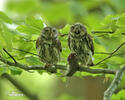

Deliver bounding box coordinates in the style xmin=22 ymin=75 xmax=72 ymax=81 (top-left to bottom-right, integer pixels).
xmin=55 ymin=39 xmax=62 ymax=52
xmin=85 ymin=34 xmax=94 ymax=55
xmin=36 ymin=37 xmax=40 ymax=49
xmin=68 ymin=34 xmax=71 ymax=49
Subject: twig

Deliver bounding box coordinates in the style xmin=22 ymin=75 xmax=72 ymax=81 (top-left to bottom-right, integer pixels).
xmin=2 ymin=73 xmax=38 ymax=100
xmin=0 ymin=55 xmax=116 ymax=75
xmin=95 ymin=52 xmax=125 ymax=58
xmin=78 ymin=67 xmax=116 ymax=74
xmin=3 ymin=48 xmax=17 ymax=64
xmin=121 ymin=33 xmax=125 ymax=35
xmin=24 ymin=39 xmax=36 ymax=42
xmin=59 ymin=31 xmax=114 ymax=37
xmin=103 ymin=66 xmax=125 ymax=100
xmin=0 ymin=55 xmax=44 ymax=71
xmin=94 ymin=42 xmax=125 ymax=66
xmin=95 ymin=52 xmax=111 ymax=55
xmin=92 ymin=31 xmax=114 ymax=34
xmin=96 ymin=34 xmax=107 ymax=37
xmin=59 ymin=34 xmax=68 ymax=37
xmin=3 ymin=42 xmax=124 ymax=74
xmin=13 ymin=48 xmax=39 ymax=57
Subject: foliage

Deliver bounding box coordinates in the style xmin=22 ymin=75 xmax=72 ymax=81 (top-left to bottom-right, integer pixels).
xmin=1 ymin=11 xmax=125 ymax=76
xmin=112 ymin=90 xmax=125 ymax=100
xmin=0 ymin=0 xmax=125 ymax=100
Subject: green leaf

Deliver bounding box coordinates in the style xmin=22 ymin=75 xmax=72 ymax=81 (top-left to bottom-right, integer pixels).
xmin=103 ymin=15 xmax=114 ymax=25
xmin=116 ymin=13 xmax=125 ymax=26
xmin=60 ymin=24 xmax=70 ymax=34
xmin=0 ymin=65 xmax=9 ymax=76
xmin=94 ymin=36 xmax=121 ymax=52
xmin=112 ymin=90 xmax=125 ymax=100
xmin=74 ymin=72 xmax=83 ymax=78
xmin=106 ymin=62 xmax=120 ymax=70
xmin=0 ymin=23 xmax=12 ymax=51
xmin=16 ymin=25 xmax=41 ymax=35
xmin=37 ymin=70 xmax=45 ymax=74
xmin=94 ymin=36 xmax=103 ymax=45
xmin=102 ymin=15 xmax=119 ymax=32
xmin=17 ymin=41 xmax=34 ymax=57
xmin=25 ymin=16 xmax=44 ymax=30
xmin=25 ymin=56 xmax=43 ymax=66
xmin=6 ymin=0 xmax=37 ymax=14
xmin=113 ymin=27 xmax=125 ymax=36
xmin=9 ymin=66 xmax=22 ymax=75
xmin=0 ymin=11 xmax=12 ymax=24
xmin=58 ymin=94 xmax=84 ymax=100
xmin=25 ymin=56 xmax=42 ymax=65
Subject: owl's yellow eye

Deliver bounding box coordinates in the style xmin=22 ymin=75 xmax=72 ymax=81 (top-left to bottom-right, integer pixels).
xmin=71 ymin=26 xmax=74 ymax=31
xmin=72 ymin=26 xmax=74 ymax=29
xmin=45 ymin=29 xmax=49 ymax=32
xmin=52 ymin=29 xmax=56 ymax=32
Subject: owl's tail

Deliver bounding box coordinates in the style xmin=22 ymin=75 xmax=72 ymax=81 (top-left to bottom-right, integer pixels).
xmin=65 ymin=67 xmax=78 ymax=76
xmin=87 ymin=57 xmax=94 ymax=66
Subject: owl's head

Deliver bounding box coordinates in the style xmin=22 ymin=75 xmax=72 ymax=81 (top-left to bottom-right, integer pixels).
xmin=70 ymin=23 xmax=87 ymax=37
xmin=41 ymin=26 xmax=58 ymax=39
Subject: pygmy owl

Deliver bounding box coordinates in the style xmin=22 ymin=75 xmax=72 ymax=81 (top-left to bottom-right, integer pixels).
xmin=65 ymin=53 xmax=80 ymax=76
xmin=68 ymin=23 xmax=94 ymax=67
xmin=36 ymin=26 xmax=62 ymax=72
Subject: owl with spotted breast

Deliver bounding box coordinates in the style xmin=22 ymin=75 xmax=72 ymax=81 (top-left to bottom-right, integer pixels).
xmin=36 ymin=26 xmax=62 ymax=72
xmin=68 ymin=23 xmax=94 ymax=67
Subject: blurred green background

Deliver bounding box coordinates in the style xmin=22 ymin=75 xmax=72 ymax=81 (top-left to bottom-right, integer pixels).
xmin=0 ymin=0 xmax=125 ymax=100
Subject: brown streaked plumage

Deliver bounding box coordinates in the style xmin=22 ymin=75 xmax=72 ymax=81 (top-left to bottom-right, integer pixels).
xmin=36 ymin=26 xmax=62 ymax=72
xmin=68 ymin=23 xmax=94 ymax=67
xmin=66 ymin=53 xmax=79 ymax=76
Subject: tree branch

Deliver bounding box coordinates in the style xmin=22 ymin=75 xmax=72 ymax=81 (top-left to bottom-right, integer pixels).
xmin=92 ymin=31 xmax=114 ymax=34
xmin=2 ymin=73 xmax=38 ymax=100
xmin=0 ymin=55 xmax=116 ymax=75
xmin=59 ymin=34 xmax=68 ymax=37
xmin=59 ymin=31 xmax=114 ymax=37
xmin=12 ymin=41 xmax=125 ymax=67
xmin=3 ymin=48 xmax=17 ymax=64
xmin=103 ymin=66 xmax=125 ymax=100
xmin=94 ymin=42 xmax=125 ymax=66
xmin=2 ymin=42 xmax=124 ymax=75
xmin=95 ymin=52 xmax=111 ymax=55
xmin=78 ymin=67 xmax=116 ymax=74
xmin=12 ymin=42 xmax=125 ymax=68
xmin=13 ymin=48 xmax=39 ymax=57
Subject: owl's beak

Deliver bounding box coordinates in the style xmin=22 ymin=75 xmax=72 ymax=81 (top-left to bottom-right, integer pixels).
xmin=75 ymin=29 xmax=80 ymax=34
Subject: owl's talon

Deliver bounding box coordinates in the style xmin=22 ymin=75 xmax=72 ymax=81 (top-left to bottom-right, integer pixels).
xmin=44 ymin=64 xmax=57 ymax=73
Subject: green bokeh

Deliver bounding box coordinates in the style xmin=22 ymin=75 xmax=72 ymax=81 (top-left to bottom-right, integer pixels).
xmin=0 ymin=0 xmax=125 ymax=100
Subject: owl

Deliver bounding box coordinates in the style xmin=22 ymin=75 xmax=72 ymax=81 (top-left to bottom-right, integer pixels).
xmin=68 ymin=23 xmax=94 ymax=67
xmin=66 ymin=53 xmax=80 ymax=76
xmin=36 ymin=26 xmax=62 ymax=72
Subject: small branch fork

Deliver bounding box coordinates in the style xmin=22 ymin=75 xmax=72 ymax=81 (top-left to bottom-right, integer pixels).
xmin=0 ymin=41 xmax=125 ymax=100
xmin=91 ymin=31 xmax=114 ymax=34
xmin=3 ymin=48 xmax=17 ymax=64
xmin=1 ymin=73 xmax=38 ymax=100
xmin=59 ymin=31 xmax=114 ymax=37
xmin=0 ymin=41 xmax=125 ymax=74
xmin=0 ymin=55 xmax=116 ymax=74
xmin=94 ymin=42 xmax=125 ymax=66
xmin=103 ymin=66 xmax=125 ymax=100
